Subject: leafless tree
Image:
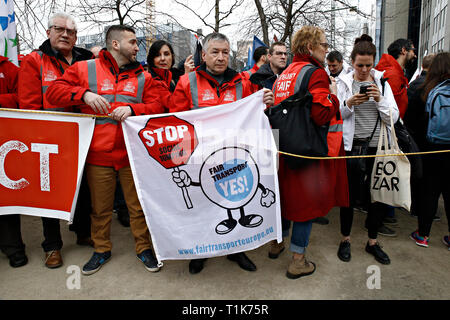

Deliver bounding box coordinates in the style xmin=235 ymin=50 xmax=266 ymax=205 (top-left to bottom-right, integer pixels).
xmin=155 ymin=0 xmax=245 ymax=37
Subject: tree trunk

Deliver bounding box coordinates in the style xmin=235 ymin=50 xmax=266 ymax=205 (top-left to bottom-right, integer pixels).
xmin=215 ymin=0 xmax=220 ymax=32
xmin=254 ymin=0 xmax=269 ymax=45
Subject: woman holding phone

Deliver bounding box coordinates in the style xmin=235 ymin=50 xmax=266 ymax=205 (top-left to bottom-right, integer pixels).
xmin=336 ymin=34 xmax=399 ymax=264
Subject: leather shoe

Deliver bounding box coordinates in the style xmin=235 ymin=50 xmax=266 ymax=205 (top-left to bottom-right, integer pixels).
xmin=227 ymin=252 xmax=256 ymax=272
xmin=365 ymin=242 xmax=390 ymax=265
xmin=45 ymin=250 xmax=63 ymax=269
xmin=337 ymin=240 xmax=351 ymax=262
xmin=9 ymin=251 xmax=28 ymax=268
xmin=189 ymin=258 xmax=207 ymax=274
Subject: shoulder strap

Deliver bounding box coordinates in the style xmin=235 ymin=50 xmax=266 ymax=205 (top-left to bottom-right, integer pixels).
xmin=293 ymin=64 xmax=318 ymax=95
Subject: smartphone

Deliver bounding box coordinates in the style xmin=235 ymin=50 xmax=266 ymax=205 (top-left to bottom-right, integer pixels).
xmin=359 ymin=85 xmax=370 ymax=94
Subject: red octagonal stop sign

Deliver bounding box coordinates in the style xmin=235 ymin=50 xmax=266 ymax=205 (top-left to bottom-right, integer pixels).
xmin=138 ymin=115 xmax=198 ymax=169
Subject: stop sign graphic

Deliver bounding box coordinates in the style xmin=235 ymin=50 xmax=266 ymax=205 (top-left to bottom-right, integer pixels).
xmin=138 ymin=115 xmax=198 ymax=169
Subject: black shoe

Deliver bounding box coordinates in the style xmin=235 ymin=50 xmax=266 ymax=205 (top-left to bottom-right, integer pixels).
xmin=8 ymin=251 xmax=28 ymax=268
xmin=116 ymin=208 xmax=130 ymax=227
xmin=378 ymin=224 xmax=397 ymax=237
xmin=337 ymin=240 xmax=351 ymax=262
xmin=311 ymin=217 xmax=329 ymax=225
xmin=189 ymin=258 xmax=207 ymax=274
xmin=227 ymin=252 xmax=256 ymax=272
xmin=365 ymin=242 xmax=390 ymax=265
xmin=382 ymin=217 xmax=398 ymax=226
xmin=76 ymin=236 xmax=94 ymax=247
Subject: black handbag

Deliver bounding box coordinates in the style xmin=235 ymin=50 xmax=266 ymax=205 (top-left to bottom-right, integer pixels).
xmin=264 ymin=64 xmax=329 ymax=169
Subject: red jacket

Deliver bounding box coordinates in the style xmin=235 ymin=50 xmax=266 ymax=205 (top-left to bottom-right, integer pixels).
xmin=272 ymin=54 xmax=349 ymax=222
xmin=170 ymin=64 xmax=256 ymax=112
xmin=18 ymin=39 xmax=93 ymax=111
xmin=241 ymin=64 xmax=259 ymax=81
xmin=375 ymin=54 xmax=408 ymax=118
xmin=45 ymin=49 xmax=167 ymax=169
xmin=0 ymin=55 xmax=19 ymax=108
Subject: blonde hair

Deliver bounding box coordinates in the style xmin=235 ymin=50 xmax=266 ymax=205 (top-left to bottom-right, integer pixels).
xmin=291 ymin=26 xmax=324 ymax=55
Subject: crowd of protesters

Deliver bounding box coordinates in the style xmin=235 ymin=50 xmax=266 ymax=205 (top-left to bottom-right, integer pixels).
xmin=0 ymin=12 xmax=448 ymax=280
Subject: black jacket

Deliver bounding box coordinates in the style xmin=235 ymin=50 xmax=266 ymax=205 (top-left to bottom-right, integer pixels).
xmin=404 ymin=72 xmax=427 ymax=149
xmin=249 ymin=63 xmax=283 ymax=90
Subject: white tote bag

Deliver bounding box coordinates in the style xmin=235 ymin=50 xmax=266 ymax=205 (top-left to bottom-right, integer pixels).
xmin=370 ymin=106 xmax=411 ymax=211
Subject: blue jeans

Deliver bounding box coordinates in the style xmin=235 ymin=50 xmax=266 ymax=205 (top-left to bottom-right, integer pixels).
xmin=281 ymin=217 xmax=313 ymax=254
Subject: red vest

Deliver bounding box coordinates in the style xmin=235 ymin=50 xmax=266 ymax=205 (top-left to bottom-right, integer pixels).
xmin=273 ymin=62 xmax=343 ymax=157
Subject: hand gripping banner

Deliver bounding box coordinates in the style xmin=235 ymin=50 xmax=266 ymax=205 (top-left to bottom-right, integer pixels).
xmin=123 ymin=90 xmax=282 ymax=263
xmin=0 ymin=109 xmax=95 ymax=222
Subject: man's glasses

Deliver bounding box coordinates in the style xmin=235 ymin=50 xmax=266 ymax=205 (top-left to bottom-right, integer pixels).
xmin=50 ymin=25 xmax=76 ymax=36
xmin=320 ymin=42 xmax=330 ymax=49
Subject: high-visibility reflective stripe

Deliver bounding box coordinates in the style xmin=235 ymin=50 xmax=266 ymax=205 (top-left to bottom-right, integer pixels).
xmin=95 ymin=117 xmax=117 ymax=125
xmin=235 ymin=81 xmax=243 ymax=100
xmin=87 ymin=60 xmax=97 ymax=93
xmin=135 ymin=72 xmax=145 ymax=102
xmin=293 ymin=64 xmax=314 ymax=93
xmin=328 ymin=123 xmax=343 ymax=132
xmin=101 ymin=95 xmax=115 ymax=103
xmin=188 ymin=72 xmax=199 ymax=109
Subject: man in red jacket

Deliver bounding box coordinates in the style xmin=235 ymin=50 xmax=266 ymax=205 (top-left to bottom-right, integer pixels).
xmin=171 ymin=32 xmax=274 ymax=275
xmin=46 ymin=25 xmax=168 ymax=275
xmin=375 ymin=38 xmax=416 ymax=119
xmin=18 ymin=13 xmax=94 ymax=269
xmin=0 ymin=55 xmax=27 ymax=268
xmin=241 ymin=46 xmax=268 ymax=81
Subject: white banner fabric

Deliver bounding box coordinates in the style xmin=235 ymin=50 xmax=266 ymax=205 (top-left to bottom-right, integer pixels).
xmin=123 ymin=90 xmax=282 ymax=262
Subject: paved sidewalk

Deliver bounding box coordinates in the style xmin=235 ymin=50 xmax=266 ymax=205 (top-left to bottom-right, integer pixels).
xmin=0 ymin=202 xmax=448 ymax=300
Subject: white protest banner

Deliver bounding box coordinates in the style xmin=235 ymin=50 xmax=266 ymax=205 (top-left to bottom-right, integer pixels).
xmin=123 ymin=90 xmax=282 ymax=262
xmin=0 ymin=109 xmax=95 ymax=222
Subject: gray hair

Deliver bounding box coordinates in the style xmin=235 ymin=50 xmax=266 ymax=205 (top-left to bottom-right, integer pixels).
xmin=202 ymin=32 xmax=230 ymax=52
xmin=48 ymin=12 xmax=77 ymax=30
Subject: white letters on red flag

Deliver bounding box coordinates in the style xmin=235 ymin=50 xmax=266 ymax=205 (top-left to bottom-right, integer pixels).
xmin=123 ymin=91 xmax=282 ymax=263
xmin=0 ymin=110 xmax=95 ymax=221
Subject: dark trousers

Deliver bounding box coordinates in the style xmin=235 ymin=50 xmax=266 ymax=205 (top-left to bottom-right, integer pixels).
xmin=69 ymin=172 xmax=92 ymax=238
xmin=41 ymin=217 xmax=63 ymax=251
xmin=340 ymin=147 xmax=387 ymax=239
xmin=0 ymin=215 xmax=25 ymax=257
xmin=0 ymin=214 xmax=63 ymax=255
xmin=418 ymin=152 xmax=450 ymax=236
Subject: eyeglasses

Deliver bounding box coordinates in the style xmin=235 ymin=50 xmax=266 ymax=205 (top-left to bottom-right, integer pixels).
xmin=50 ymin=25 xmax=76 ymax=36
xmin=320 ymin=42 xmax=330 ymax=49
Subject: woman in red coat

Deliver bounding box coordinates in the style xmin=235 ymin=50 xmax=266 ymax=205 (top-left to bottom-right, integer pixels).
xmin=269 ymin=26 xmax=349 ymax=279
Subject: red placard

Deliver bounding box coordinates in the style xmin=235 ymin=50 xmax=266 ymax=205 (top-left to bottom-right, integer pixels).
xmin=0 ymin=117 xmax=79 ymax=212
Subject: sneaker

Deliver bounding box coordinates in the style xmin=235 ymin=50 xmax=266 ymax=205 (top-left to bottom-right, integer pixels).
xmin=268 ymin=240 xmax=285 ymax=259
xmin=137 ymin=249 xmax=160 ymax=272
xmin=286 ymin=256 xmax=316 ymax=279
xmin=382 ymin=217 xmax=398 ymax=226
xmin=377 ymin=224 xmax=397 ymax=237
xmin=410 ymin=230 xmax=429 ymax=248
xmin=82 ymin=251 xmax=111 ymax=275
xmin=443 ymin=235 xmax=450 ymax=250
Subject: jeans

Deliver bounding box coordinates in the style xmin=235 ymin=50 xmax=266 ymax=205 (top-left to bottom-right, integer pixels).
xmin=282 ymin=217 xmax=312 ymax=254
